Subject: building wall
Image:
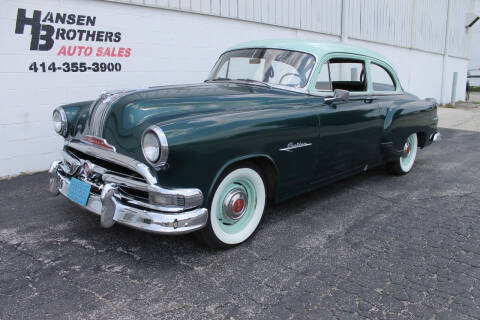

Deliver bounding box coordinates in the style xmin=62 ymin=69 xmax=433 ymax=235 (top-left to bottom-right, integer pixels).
xmin=0 ymin=0 xmax=475 ymax=177
xmin=468 ymin=0 xmax=480 ymax=86
xmin=108 ymin=0 xmax=474 ymax=58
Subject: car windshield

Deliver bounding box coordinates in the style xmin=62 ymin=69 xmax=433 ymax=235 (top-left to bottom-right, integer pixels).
xmin=207 ymin=48 xmax=316 ymax=88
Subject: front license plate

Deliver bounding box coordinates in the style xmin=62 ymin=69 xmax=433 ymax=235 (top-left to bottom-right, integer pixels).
xmin=67 ymin=178 xmax=92 ymax=206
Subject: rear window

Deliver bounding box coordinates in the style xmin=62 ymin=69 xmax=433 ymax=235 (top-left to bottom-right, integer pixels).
xmin=371 ymin=63 xmax=396 ymax=91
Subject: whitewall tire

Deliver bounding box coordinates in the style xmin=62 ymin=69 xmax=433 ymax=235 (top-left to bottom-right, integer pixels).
xmin=196 ymin=164 xmax=266 ymax=248
xmin=387 ymin=133 xmax=418 ymax=175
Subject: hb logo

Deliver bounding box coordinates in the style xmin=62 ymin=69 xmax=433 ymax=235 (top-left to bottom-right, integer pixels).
xmin=15 ymin=8 xmax=54 ymax=51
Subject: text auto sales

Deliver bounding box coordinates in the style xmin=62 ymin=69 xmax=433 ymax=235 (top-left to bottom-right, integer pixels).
xmin=15 ymin=9 xmax=131 ymax=57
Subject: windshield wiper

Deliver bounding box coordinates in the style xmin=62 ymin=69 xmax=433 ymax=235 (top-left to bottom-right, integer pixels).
xmin=204 ymin=78 xmax=231 ymax=82
xmin=232 ymin=79 xmax=271 ymax=88
xmin=205 ymin=78 xmax=271 ymax=89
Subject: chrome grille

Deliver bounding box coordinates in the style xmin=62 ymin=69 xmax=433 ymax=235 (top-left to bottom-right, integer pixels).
xmin=65 ymin=147 xmax=146 ymax=182
xmin=176 ymin=196 xmax=186 ymax=207
xmin=63 ymin=147 xmax=150 ymax=200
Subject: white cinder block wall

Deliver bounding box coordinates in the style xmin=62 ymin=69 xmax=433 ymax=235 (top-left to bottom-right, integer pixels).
xmin=0 ymin=0 xmax=475 ymax=177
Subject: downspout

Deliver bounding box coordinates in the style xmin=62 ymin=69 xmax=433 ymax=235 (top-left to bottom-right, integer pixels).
xmin=341 ymin=0 xmax=347 ymax=43
xmin=440 ymin=0 xmax=452 ymax=104
xmin=339 ymin=0 xmax=347 ymax=78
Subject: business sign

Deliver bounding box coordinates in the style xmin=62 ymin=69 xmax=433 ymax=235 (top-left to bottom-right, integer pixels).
xmin=14 ymin=8 xmax=132 ymax=73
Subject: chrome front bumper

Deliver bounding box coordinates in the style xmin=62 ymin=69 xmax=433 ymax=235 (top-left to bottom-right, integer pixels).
xmin=49 ymin=145 xmax=208 ymax=235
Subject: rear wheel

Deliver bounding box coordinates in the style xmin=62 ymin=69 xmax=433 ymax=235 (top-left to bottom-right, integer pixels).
xmin=195 ymin=164 xmax=266 ymax=249
xmin=387 ymin=133 xmax=418 ymax=175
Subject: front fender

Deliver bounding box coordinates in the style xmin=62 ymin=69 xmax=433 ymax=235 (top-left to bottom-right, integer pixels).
xmin=58 ymin=100 xmax=94 ymax=137
xmin=206 ymin=154 xmax=278 ymax=205
xmin=155 ymin=106 xmax=319 ymax=206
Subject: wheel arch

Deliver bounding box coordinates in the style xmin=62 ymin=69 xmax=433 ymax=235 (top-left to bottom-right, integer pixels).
xmin=206 ymin=154 xmax=278 ymax=205
xmin=417 ymin=131 xmax=427 ymax=148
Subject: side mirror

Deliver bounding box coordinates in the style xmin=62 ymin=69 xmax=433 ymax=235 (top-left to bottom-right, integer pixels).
xmin=324 ymin=89 xmax=350 ymax=104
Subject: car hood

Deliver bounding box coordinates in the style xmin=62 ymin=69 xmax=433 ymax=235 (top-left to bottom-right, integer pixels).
xmin=106 ymin=82 xmax=303 ymax=130
xmin=94 ymin=82 xmax=307 ymax=152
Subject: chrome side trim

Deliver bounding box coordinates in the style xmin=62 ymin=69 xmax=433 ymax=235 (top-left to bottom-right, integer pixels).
xmin=279 ymin=142 xmax=313 ymax=152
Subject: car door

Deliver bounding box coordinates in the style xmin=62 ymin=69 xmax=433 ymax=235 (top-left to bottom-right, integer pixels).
xmin=311 ymin=56 xmax=385 ymax=182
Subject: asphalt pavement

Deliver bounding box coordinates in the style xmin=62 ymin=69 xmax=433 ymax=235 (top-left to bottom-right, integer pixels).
xmin=1 ymin=111 xmax=480 ymax=319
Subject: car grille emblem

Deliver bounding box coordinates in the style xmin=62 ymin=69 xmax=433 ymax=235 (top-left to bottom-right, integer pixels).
xmin=81 ymin=135 xmax=116 ymax=152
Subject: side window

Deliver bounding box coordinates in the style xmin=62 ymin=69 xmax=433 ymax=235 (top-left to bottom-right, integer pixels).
xmin=314 ymin=58 xmax=367 ymax=92
xmin=315 ymin=62 xmax=331 ymax=91
xmin=329 ymin=62 xmax=363 ymax=82
xmin=371 ymin=63 xmax=396 ymax=91
xmin=329 ymin=59 xmax=366 ymax=92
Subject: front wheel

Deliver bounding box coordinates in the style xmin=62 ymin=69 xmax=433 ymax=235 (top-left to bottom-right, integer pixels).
xmin=387 ymin=133 xmax=418 ymax=175
xmin=195 ymin=164 xmax=266 ymax=249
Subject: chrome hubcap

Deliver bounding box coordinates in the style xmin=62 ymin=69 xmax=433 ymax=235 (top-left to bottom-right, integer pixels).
xmin=402 ymin=141 xmax=411 ymax=157
xmin=222 ymin=188 xmax=248 ymax=221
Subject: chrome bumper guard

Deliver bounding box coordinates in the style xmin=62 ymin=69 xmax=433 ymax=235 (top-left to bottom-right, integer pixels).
xmin=430 ymin=131 xmax=441 ymax=142
xmin=49 ymin=144 xmax=208 ymax=235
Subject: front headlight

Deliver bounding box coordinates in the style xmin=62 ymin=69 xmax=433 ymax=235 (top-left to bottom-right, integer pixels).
xmin=141 ymin=126 xmax=169 ymax=167
xmin=52 ymin=107 xmax=67 ymax=137
xmin=143 ymin=131 xmax=160 ymax=162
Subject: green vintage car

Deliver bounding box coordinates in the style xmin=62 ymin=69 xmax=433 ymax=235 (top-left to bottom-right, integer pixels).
xmin=49 ymin=40 xmax=440 ymax=248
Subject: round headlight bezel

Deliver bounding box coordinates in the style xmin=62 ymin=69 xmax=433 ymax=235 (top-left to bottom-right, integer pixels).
xmin=141 ymin=125 xmax=169 ymax=168
xmin=52 ymin=107 xmax=68 ymax=137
